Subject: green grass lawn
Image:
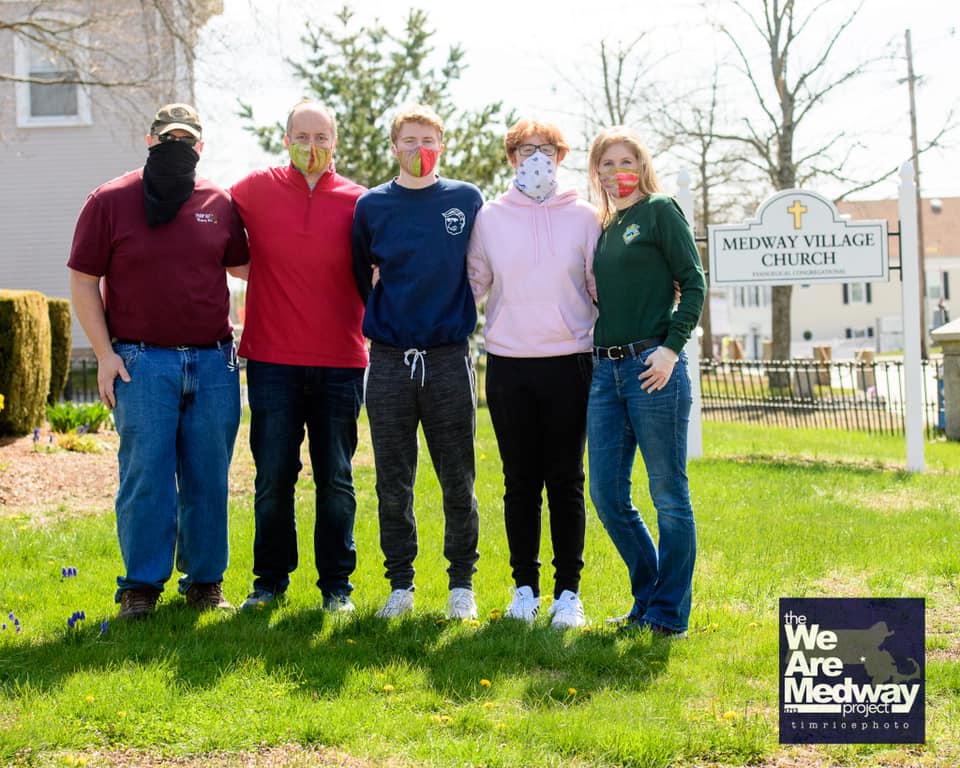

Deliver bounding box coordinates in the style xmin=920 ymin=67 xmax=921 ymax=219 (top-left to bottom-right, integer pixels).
xmin=1 ymin=413 xmax=958 ymax=767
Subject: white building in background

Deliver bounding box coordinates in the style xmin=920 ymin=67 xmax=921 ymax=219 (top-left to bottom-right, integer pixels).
xmin=0 ymin=1 xmax=222 ymax=351
xmin=715 ymin=197 xmax=959 ymax=359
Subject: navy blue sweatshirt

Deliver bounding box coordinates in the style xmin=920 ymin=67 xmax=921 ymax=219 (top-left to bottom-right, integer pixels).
xmin=352 ymin=177 xmax=483 ymax=348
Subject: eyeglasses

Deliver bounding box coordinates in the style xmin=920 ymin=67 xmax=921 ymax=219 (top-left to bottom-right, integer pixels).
xmin=516 ymin=143 xmax=557 ymax=157
xmin=156 ymin=133 xmax=199 ymax=147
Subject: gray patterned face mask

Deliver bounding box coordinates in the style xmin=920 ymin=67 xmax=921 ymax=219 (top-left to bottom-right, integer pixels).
xmin=514 ymin=151 xmax=557 ymax=203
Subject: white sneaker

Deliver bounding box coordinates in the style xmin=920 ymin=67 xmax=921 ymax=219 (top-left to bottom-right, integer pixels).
xmin=504 ymin=585 xmax=540 ymax=623
xmin=446 ymin=587 xmax=478 ymax=619
xmin=549 ymin=590 xmax=586 ymax=629
xmin=376 ymin=588 xmax=414 ymax=618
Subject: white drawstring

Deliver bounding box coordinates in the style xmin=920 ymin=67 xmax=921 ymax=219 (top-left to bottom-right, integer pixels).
xmin=403 ymin=348 xmax=427 ymax=386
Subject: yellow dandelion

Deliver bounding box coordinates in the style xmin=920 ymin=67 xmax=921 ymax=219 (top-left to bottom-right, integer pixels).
xmin=256 ymin=600 xmax=265 ymax=610
xmin=64 ymin=757 xmax=77 ymax=766
xmin=722 ymin=710 xmax=739 ymax=720
xmin=469 ymin=619 xmax=481 ymax=628
xmin=440 ymin=715 xmax=453 ymax=724
xmin=488 ymin=608 xmax=502 ymax=619
xmin=116 ymin=711 xmax=127 ymax=718
xmin=480 ymin=454 xmax=487 ymax=461
xmin=567 ymin=687 xmax=577 ymax=696
xmin=483 ymin=702 xmax=495 ymax=709
xmin=747 ymin=621 xmax=759 ymax=629
xmin=382 ymin=684 xmax=395 ymax=693
xmin=495 ymin=722 xmax=506 ymax=731
xmin=480 ymin=678 xmax=491 ymax=687
xmin=430 ymin=714 xmax=443 ymax=723
xmin=709 ymin=622 xmax=720 ymax=631
xmin=345 ymin=638 xmax=356 ymax=645
xmin=84 ymin=695 xmax=94 ymax=703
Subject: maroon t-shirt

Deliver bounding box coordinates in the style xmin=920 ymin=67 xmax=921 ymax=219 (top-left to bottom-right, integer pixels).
xmin=68 ymin=169 xmax=249 ymax=346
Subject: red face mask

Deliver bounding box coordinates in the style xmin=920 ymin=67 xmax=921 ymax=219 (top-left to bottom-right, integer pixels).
xmin=398 ymin=146 xmax=440 ymax=177
xmin=600 ymin=168 xmax=641 ymax=198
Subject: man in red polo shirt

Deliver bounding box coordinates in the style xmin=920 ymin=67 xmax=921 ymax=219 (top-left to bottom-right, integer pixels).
xmin=69 ymin=103 xmax=249 ymax=619
xmin=228 ymin=100 xmax=367 ymax=612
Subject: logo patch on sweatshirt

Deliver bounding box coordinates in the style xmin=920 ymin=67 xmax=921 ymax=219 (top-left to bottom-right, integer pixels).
xmin=195 ymin=211 xmax=219 ymax=224
xmin=442 ymin=208 xmax=466 ymax=235
xmin=622 ymin=223 xmax=640 ymax=244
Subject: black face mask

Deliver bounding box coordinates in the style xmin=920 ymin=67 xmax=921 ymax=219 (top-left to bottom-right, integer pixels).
xmin=142 ymin=140 xmax=199 ymax=227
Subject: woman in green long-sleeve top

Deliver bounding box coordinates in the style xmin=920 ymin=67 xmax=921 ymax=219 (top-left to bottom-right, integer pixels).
xmin=586 ymin=126 xmax=705 ymax=637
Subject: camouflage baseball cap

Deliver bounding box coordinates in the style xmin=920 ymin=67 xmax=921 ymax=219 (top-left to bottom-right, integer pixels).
xmin=151 ymin=103 xmax=202 ymax=139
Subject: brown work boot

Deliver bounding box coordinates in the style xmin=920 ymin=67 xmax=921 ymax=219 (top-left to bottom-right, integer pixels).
xmin=185 ymin=582 xmax=234 ymax=611
xmin=118 ymin=588 xmax=161 ymax=619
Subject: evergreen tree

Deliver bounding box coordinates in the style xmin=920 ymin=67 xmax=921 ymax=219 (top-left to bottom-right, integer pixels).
xmin=239 ymin=5 xmax=513 ymax=194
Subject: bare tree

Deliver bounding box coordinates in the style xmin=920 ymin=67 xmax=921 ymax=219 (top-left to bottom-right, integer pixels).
xmin=656 ymin=67 xmax=765 ymax=358
xmin=1 ymin=1 xmax=221 ymax=106
xmin=707 ymin=0 xmax=956 ymax=361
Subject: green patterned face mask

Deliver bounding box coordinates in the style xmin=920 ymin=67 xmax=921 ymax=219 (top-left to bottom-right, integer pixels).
xmin=288 ymin=142 xmax=332 ymax=175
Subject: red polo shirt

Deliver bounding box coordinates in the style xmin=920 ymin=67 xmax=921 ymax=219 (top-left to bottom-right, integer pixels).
xmin=68 ymin=170 xmax=249 ymax=346
xmin=230 ymin=165 xmax=368 ymax=368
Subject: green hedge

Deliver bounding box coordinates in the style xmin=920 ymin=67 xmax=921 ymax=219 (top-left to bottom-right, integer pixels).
xmin=0 ymin=290 xmax=52 ymax=436
xmin=47 ymin=298 xmax=72 ymax=405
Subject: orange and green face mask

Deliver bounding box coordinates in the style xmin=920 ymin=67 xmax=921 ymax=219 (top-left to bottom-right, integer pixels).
xmin=288 ymin=142 xmax=332 ymax=175
xmin=600 ymin=168 xmax=641 ymax=198
xmin=398 ymin=146 xmax=440 ymax=178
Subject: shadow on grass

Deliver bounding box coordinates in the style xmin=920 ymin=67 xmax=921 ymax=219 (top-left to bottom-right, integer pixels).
xmin=0 ymin=602 xmax=673 ymax=706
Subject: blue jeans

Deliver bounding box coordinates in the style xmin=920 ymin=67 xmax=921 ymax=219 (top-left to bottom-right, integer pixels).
xmin=246 ymin=360 xmax=363 ymax=597
xmin=112 ymin=341 xmax=241 ymax=599
xmin=587 ymin=348 xmax=696 ymax=633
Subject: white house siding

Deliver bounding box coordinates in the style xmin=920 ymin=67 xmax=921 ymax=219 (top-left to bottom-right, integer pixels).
xmin=718 ymin=197 xmax=960 ymax=359
xmin=0 ymin=1 xmax=218 ymax=351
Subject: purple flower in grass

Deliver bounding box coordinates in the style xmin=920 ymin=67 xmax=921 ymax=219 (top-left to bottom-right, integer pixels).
xmin=100 ymin=620 xmax=108 ymax=635
xmin=33 ymin=428 xmax=39 ymax=443
xmin=1 ymin=624 xmax=5 ymax=631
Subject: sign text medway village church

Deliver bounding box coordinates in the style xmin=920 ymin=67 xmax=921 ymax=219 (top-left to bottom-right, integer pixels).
xmin=708 ymin=189 xmax=888 ymax=286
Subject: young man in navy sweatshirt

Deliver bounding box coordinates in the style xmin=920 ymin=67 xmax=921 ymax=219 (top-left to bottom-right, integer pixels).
xmin=352 ymin=104 xmax=483 ymax=620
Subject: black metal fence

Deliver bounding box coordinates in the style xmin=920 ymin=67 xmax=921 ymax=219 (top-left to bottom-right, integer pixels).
xmin=64 ymin=356 xmax=946 ymax=439
xmin=699 ymin=358 xmax=944 ymax=439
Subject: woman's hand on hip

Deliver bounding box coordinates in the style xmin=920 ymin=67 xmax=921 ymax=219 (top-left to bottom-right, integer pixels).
xmin=638 ymin=346 xmax=678 ymax=392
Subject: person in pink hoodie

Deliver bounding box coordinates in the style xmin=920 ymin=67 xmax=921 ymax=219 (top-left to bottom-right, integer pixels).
xmin=467 ymin=118 xmax=600 ymax=628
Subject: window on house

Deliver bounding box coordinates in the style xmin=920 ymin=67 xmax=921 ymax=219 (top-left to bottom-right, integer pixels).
xmin=14 ymin=29 xmax=91 ymax=127
xmin=843 ymin=283 xmax=872 ymax=304
xmin=730 ymin=286 xmax=772 ymax=308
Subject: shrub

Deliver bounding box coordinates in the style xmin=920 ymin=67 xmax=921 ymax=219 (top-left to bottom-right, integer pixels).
xmin=46 ymin=401 xmax=112 ymax=434
xmin=47 ymin=298 xmax=72 ymax=405
xmin=0 ymin=290 xmax=51 ymax=436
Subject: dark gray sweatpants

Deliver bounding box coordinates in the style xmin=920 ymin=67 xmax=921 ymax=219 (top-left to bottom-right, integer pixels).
xmin=365 ymin=341 xmax=479 ymax=590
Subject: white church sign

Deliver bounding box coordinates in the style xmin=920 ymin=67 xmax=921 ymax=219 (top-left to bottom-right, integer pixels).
xmin=708 ymin=189 xmax=888 ymax=286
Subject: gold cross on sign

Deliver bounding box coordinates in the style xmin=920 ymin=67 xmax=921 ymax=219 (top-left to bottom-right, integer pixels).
xmin=787 ymin=200 xmax=807 ymax=229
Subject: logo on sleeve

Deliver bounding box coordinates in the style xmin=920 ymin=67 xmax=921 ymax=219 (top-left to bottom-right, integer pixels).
xmin=195 ymin=211 xmax=219 ymax=224
xmin=442 ymin=208 xmax=466 ymax=236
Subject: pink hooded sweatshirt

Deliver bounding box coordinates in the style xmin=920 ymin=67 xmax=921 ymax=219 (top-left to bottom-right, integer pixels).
xmin=467 ymin=185 xmax=600 ymax=358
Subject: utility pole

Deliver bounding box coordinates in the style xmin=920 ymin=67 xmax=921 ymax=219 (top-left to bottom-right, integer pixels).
xmin=905 ymin=29 xmax=928 ymax=359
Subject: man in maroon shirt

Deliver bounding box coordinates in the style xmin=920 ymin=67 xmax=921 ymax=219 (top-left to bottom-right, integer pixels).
xmin=68 ymin=103 xmax=249 ymax=619
xmin=228 ymin=100 xmax=367 ymax=613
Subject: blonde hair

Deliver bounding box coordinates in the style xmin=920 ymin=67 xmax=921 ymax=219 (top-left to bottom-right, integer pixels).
xmin=390 ymin=104 xmax=444 ymax=144
xmin=504 ymin=118 xmax=570 ymax=162
xmin=588 ymin=126 xmax=660 ymax=228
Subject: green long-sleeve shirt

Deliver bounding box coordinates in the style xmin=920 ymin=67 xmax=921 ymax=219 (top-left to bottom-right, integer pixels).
xmin=593 ymin=194 xmax=705 ymax=353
